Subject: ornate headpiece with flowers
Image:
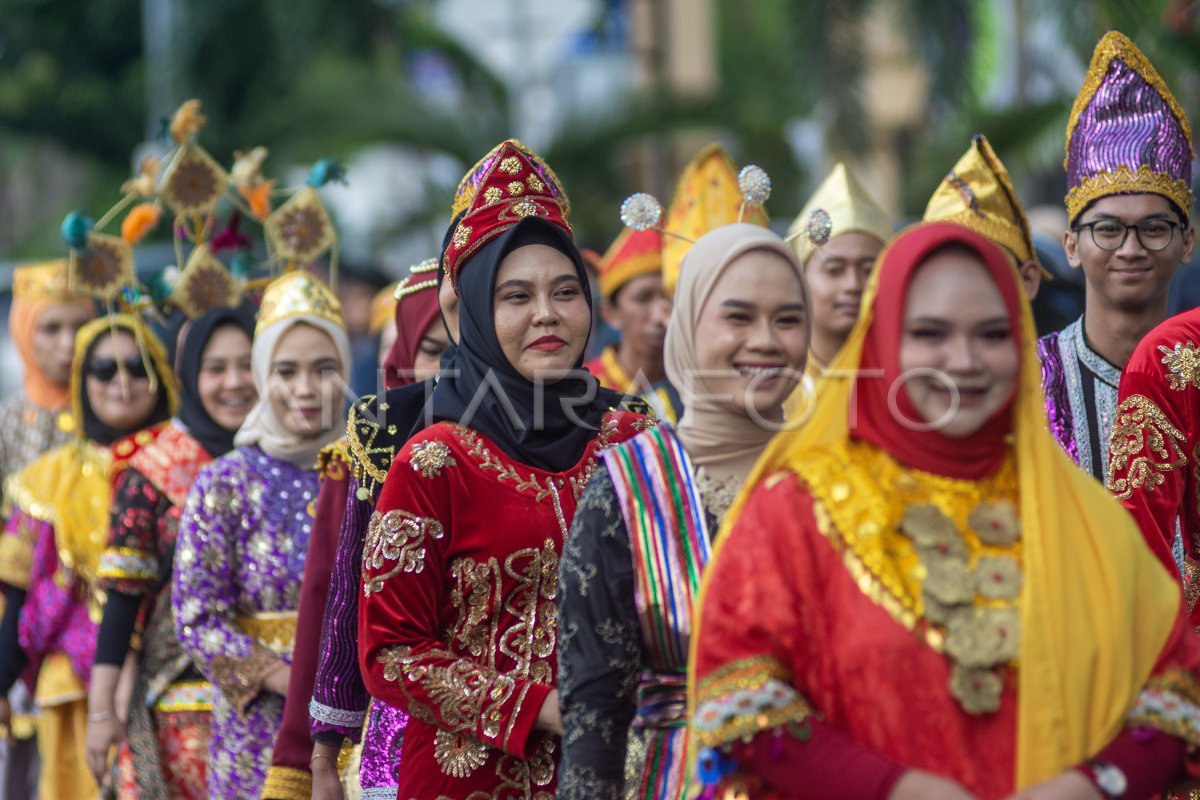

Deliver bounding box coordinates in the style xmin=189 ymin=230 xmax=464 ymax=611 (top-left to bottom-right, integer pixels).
xmin=442 ymin=140 xmax=571 ymax=291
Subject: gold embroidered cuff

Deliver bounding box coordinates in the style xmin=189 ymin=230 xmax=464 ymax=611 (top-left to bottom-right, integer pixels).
xmin=260 ymin=765 xmax=311 ymax=800
xmin=692 ymin=656 xmax=814 ymax=750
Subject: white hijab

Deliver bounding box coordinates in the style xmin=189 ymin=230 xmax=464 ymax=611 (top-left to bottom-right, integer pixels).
xmin=234 ymin=315 xmax=351 ymax=469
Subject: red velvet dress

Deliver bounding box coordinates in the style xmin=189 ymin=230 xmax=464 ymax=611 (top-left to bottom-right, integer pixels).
xmin=359 ymin=410 xmax=646 ymax=799
xmin=1108 ymin=307 xmax=1200 ymax=619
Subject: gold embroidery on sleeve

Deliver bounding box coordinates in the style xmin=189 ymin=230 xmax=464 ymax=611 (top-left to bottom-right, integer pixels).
xmin=411 ymin=440 xmax=457 ymax=479
xmin=1159 ymin=341 xmax=1200 ymax=391
xmin=1107 ymin=395 xmax=1187 ymax=500
xmin=362 ymin=509 xmax=445 ymax=595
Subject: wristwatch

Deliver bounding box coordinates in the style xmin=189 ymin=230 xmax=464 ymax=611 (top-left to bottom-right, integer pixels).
xmin=1082 ymin=759 xmax=1127 ymax=799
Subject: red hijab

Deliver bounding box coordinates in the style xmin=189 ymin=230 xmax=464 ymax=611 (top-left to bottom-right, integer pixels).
xmin=853 ymin=222 xmax=1024 ymax=480
xmin=381 ymin=273 xmax=442 ymax=389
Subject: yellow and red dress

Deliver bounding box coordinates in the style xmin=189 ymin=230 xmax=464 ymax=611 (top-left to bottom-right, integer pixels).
xmin=690 ymin=222 xmax=1200 ymax=800
xmin=358 ymin=410 xmax=645 ymax=799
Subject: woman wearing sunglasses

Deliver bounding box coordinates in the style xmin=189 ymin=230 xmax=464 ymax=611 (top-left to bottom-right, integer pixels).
xmin=0 ymin=314 xmax=177 ymax=800
xmin=86 ymin=307 xmax=256 ymax=799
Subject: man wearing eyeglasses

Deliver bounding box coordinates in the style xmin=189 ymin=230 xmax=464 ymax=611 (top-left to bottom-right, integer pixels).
xmin=1038 ymin=31 xmax=1196 ymax=488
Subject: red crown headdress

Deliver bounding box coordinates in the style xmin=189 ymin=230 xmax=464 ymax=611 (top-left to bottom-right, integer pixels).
xmin=443 ymin=140 xmax=571 ymax=291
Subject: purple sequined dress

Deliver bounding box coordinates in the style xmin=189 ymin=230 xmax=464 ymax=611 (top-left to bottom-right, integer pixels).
xmin=174 ymin=445 xmax=317 ymax=799
xmin=311 ymin=474 xmax=407 ymax=799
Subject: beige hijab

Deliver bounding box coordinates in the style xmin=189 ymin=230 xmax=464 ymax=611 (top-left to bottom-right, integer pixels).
xmin=664 ymin=223 xmax=810 ymax=486
xmin=234 ymin=315 xmax=351 ymax=469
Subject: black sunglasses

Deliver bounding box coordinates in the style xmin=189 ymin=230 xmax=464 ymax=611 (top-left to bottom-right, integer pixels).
xmin=85 ymin=358 xmax=150 ymax=383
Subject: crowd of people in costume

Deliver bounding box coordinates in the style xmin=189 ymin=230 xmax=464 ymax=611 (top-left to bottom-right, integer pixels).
xmin=2 ymin=26 xmax=1200 ymax=800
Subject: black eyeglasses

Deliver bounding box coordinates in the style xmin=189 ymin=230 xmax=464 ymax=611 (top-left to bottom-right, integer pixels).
xmin=85 ymin=358 xmax=150 ymax=383
xmin=1074 ymin=218 xmax=1180 ymax=252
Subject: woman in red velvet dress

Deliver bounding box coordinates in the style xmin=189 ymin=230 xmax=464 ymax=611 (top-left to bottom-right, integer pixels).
xmin=358 ymin=140 xmax=648 ymax=799
xmin=689 ymin=222 xmax=1200 ymax=800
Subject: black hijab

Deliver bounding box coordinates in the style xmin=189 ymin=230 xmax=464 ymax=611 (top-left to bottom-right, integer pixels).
xmin=79 ymin=331 xmax=173 ymax=446
xmin=172 ymin=307 xmax=256 ymax=458
xmin=431 ymin=217 xmax=620 ymax=472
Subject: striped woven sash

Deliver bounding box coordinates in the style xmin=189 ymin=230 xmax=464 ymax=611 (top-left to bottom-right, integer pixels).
xmin=604 ymin=425 xmax=712 ymax=687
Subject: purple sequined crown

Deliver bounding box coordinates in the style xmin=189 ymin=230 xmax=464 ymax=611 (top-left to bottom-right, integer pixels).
xmin=1064 ymin=31 xmax=1194 ymax=222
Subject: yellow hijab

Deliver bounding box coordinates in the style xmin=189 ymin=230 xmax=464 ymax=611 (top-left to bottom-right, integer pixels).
xmin=700 ymin=221 xmax=1181 ymax=787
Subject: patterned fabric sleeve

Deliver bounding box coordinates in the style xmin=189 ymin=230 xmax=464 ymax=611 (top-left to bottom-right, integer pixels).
xmin=358 ymin=432 xmax=553 ymax=761
xmin=557 ymin=464 xmax=644 ymax=800
xmin=0 ymin=508 xmax=38 ymax=591
xmin=310 ymin=474 xmax=372 ymax=741
xmin=262 ymin=458 xmax=352 ymax=800
xmin=1107 ymin=356 xmax=1192 ymax=580
xmin=173 ymin=458 xmax=281 ymax=715
xmin=689 ymin=472 xmax=819 ymax=795
xmin=97 ymin=467 xmax=168 ymax=596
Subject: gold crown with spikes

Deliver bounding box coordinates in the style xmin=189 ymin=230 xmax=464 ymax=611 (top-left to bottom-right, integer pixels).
xmin=256 ymin=271 xmax=345 ymax=335
xmin=12 ymin=259 xmax=89 ymax=302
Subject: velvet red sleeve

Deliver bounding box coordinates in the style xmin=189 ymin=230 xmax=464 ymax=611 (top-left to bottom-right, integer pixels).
xmin=1108 ymin=354 xmax=1194 ymax=579
xmin=262 ymin=462 xmax=351 ymax=798
xmin=357 ymin=432 xmax=551 ymax=761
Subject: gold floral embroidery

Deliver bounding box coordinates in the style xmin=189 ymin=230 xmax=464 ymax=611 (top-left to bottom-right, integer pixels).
xmin=499 ymin=539 xmax=559 ymax=685
xmin=362 ymin=509 xmax=445 ymax=596
xmin=456 ymin=413 xmax=619 ymax=503
xmin=1107 ymin=394 xmax=1188 ymax=500
xmin=433 ymin=729 xmax=489 ymax=778
xmin=411 ymin=440 xmax=457 ymax=479
xmin=377 ymin=644 xmax=517 ymax=742
xmin=449 ymin=558 xmax=501 ymax=659
xmin=1160 ymin=342 xmax=1200 ymax=391
xmin=458 ymin=426 xmax=555 ymax=501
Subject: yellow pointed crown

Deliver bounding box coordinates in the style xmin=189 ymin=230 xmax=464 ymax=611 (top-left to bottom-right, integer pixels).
xmin=787 ymin=163 xmax=891 ymax=267
xmin=924 ymin=135 xmax=1047 ymax=278
xmin=12 ymin=259 xmax=89 ymax=302
xmin=661 ymin=143 xmax=769 ymax=296
xmin=256 ymin=271 xmax=345 ymax=335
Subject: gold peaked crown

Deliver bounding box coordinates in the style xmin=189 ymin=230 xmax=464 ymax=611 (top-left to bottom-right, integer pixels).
xmin=256 ymin=271 xmax=345 ymax=335
xmin=787 ymin=163 xmax=891 ymax=268
xmin=924 ymin=135 xmax=1047 ymax=278
xmin=12 ymin=259 xmax=89 ymax=302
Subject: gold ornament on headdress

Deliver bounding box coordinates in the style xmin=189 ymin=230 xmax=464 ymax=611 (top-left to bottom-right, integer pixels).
xmin=395 ymin=258 xmax=440 ymax=301
xmin=264 ymin=186 xmax=337 ymax=266
xmin=69 ymin=233 xmax=136 ymax=302
xmin=924 ymin=135 xmax=1048 ymax=279
xmin=786 ymin=163 xmax=891 ymax=268
xmin=256 ymin=270 xmax=345 ymax=335
xmin=451 ymin=139 xmax=571 ymax=223
xmin=619 ymin=144 xmax=771 ymax=297
xmin=159 ymin=141 xmax=231 ymax=219
xmin=12 ymin=260 xmax=88 ymax=303
xmin=172 ymin=244 xmax=242 ymax=319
